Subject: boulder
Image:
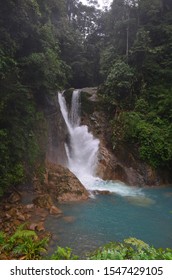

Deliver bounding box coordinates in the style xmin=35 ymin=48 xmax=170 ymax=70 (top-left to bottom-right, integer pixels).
xmin=4 ymin=213 xmax=11 ymax=220
xmin=16 ymin=211 xmax=26 ymax=221
xmin=8 ymin=192 xmax=21 ymax=203
xmin=33 ymin=194 xmax=53 ymax=209
xmin=49 ymin=205 xmax=62 ymax=215
xmin=28 ymin=223 xmax=37 ymax=231
xmin=93 ymin=190 xmax=111 ymax=195
xmin=36 ymin=222 xmax=45 ymax=232
xmin=13 ymin=220 xmax=21 ymax=227
xmin=25 ymin=204 xmax=34 ymax=210
xmin=45 ymin=162 xmax=89 ymax=202
xmin=63 ymin=216 xmax=75 ymax=223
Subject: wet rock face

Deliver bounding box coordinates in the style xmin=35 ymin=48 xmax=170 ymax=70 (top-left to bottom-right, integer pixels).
xmin=44 ymin=162 xmax=89 ymax=202
xmin=97 ymin=142 xmax=164 ymax=186
xmin=45 ymin=95 xmax=68 ymax=166
xmin=96 ymin=144 xmax=130 ymax=183
xmin=79 ymin=88 xmax=169 ymax=186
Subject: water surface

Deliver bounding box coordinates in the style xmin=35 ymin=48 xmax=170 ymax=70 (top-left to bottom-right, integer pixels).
xmin=55 ymin=90 xmax=172 ymax=258
xmin=46 ymin=186 xmax=172 ymax=257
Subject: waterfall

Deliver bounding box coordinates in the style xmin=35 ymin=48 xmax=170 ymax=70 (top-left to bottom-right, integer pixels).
xmin=58 ymin=90 xmax=100 ymax=188
xmin=58 ymin=90 xmax=145 ymax=197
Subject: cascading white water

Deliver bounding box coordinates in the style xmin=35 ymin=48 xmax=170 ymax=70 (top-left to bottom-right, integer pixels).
xmin=70 ymin=89 xmax=81 ymax=127
xmin=58 ymin=90 xmax=145 ymax=197
xmin=58 ymin=90 xmax=99 ymax=187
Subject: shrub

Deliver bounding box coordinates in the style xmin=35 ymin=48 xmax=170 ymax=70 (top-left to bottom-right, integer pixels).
xmin=89 ymin=238 xmax=172 ymax=260
xmin=114 ymin=111 xmax=172 ymax=168
xmin=0 ymin=225 xmax=48 ymax=260
xmin=50 ymin=246 xmax=78 ymax=260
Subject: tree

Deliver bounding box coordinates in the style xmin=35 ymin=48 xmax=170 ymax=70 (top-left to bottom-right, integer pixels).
xmin=105 ymin=60 xmax=134 ymax=102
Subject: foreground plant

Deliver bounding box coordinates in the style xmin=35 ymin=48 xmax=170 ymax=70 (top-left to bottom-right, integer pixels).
xmin=50 ymin=246 xmax=78 ymax=260
xmin=0 ymin=225 xmax=48 ymax=260
xmin=89 ymin=238 xmax=172 ymax=260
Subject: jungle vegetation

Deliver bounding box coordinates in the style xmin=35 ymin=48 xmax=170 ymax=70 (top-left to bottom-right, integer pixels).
xmin=1 ymin=226 xmax=172 ymax=260
xmin=0 ymin=0 xmax=172 ymax=195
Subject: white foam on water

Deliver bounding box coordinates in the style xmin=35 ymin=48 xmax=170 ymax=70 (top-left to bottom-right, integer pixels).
xmin=58 ymin=90 xmax=144 ymax=198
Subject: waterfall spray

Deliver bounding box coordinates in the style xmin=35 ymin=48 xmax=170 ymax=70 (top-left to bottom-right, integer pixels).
xmin=58 ymin=90 xmax=144 ymax=197
xmin=58 ymin=90 xmax=100 ymax=188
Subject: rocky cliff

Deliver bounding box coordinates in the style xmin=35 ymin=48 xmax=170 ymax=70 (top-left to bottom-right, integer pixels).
xmin=79 ymin=87 xmax=171 ymax=186
xmin=45 ymin=95 xmax=68 ymax=167
xmin=38 ymin=94 xmax=89 ymax=203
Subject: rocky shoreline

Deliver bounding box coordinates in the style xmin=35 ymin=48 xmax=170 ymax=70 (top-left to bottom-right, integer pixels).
xmin=0 ymin=162 xmax=89 ymax=259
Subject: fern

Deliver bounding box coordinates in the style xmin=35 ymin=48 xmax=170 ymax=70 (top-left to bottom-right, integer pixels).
xmin=0 ymin=225 xmax=49 ymax=259
xmin=12 ymin=244 xmax=26 ymax=255
xmin=50 ymin=246 xmax=78 ymax=260
xmin=10 ymin=229 xmax=38 ymax=242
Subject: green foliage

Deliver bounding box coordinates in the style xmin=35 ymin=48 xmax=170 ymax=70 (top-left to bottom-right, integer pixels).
xmin=0 ymin=82 xmax=42 ymax=195
xmin=115 ymin=111 xmax=172 ymax=168
xmin=0 ymin=0 xmax=69 ymax=194
xmin=21 ymin=48 xmax=67 ymax=94
xmin=135 ymin=98 xmax=149 ymax=114
xmin=0 ymin=225 xmax=48 ymax=260
xmin=1 ymin=227 xmax=172 ymax=260
xmin=50 ymin=246 xmax=78 ymax=260
xmin=89 ymin=237 xmax=172 ymax=260
xmin=0 ymin=0 xmax=104 ymax=194
xmin=105 ymin=60 xmax=134 ymax=101
xmin=0 ymin=0 xmax=172 ymax=192
xmin=99 ymin=0 xmax=172 ymax=171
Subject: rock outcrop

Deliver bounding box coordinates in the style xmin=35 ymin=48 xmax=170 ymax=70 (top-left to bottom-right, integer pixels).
xmin=44 ymin=162 xmax=89 ymax=202
xmin=45 ymin=95 xmax=68 ymax=166
xmin=80 ymin=88 xmax=171 ymax=186
xmin=97 ymin=142 xmax=164 ymax=186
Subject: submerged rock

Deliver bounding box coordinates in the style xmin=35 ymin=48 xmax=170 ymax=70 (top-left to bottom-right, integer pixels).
xmin=49 ymin=205 xmax=62 ymax=215
xmin=63 ymin=216 xmax=76 ymax=223
xmin=92 ymin=190 xmax=111 ymax=195
xmin=125 ymin=196 xmax=155 ymax=207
